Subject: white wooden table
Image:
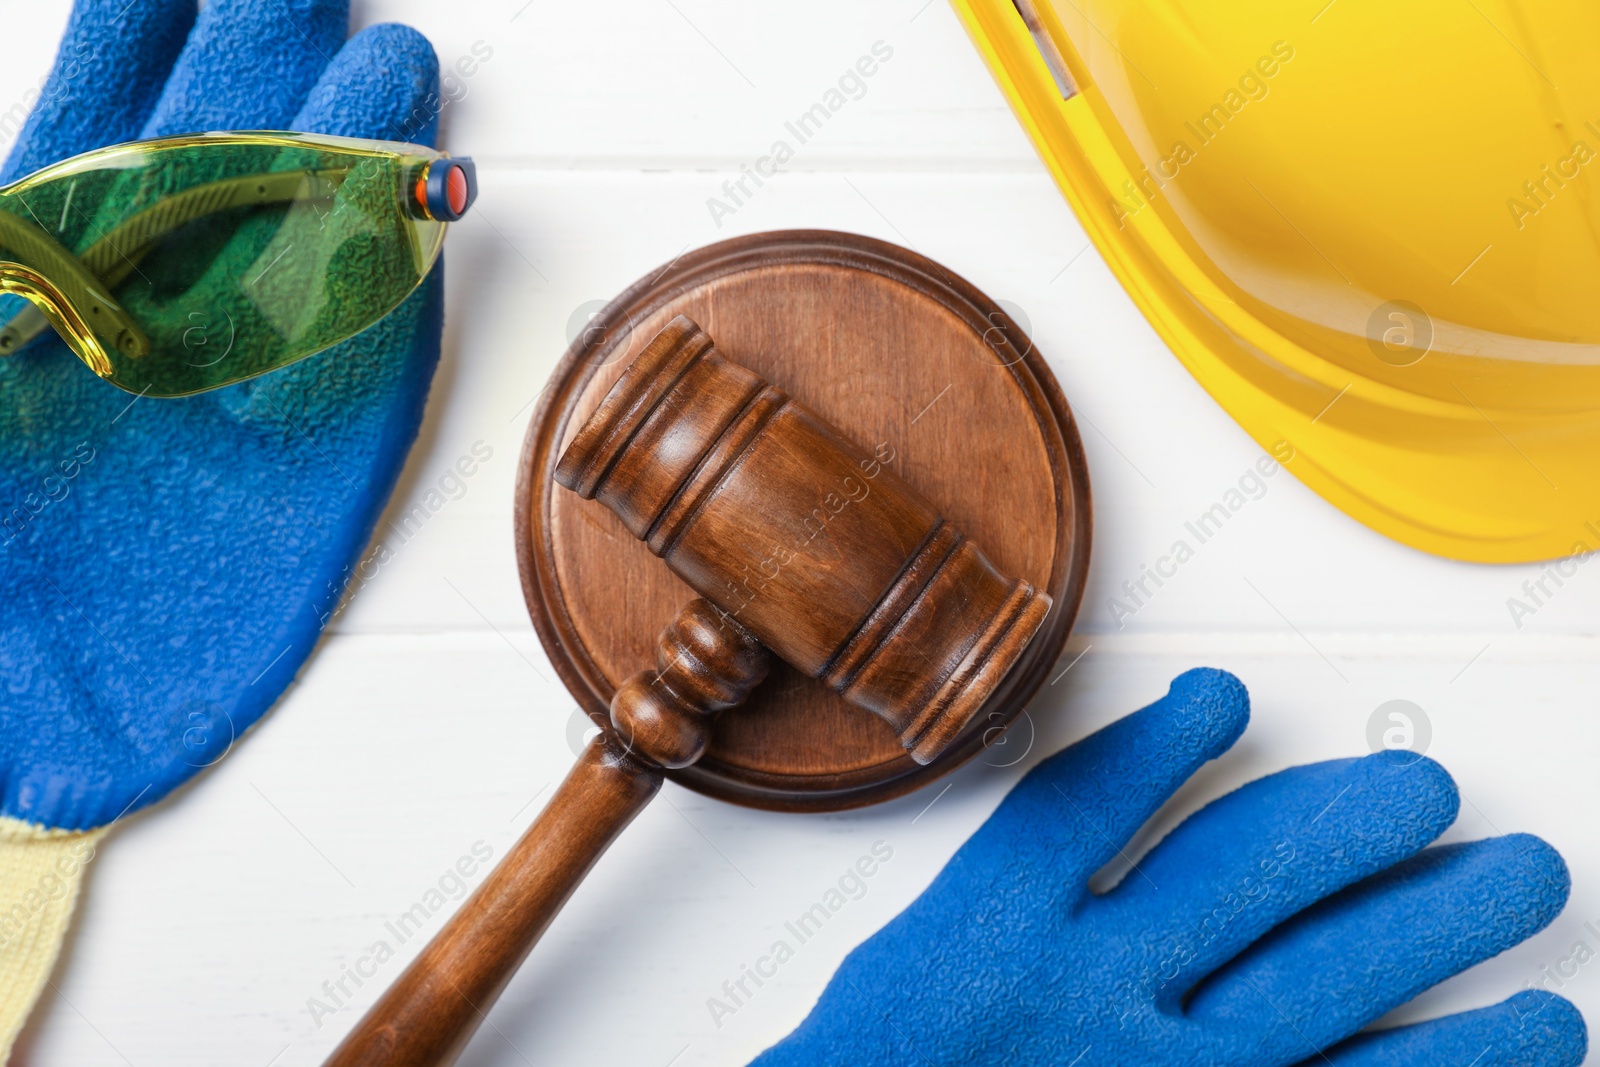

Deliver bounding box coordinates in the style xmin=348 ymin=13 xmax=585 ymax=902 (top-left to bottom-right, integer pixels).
xmin=9 ymin=3 xmax=1598 ymax=1064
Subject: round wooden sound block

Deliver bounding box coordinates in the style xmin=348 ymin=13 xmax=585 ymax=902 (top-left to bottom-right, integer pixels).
xmin=518 ymin=231 xmax=1090 ymax=811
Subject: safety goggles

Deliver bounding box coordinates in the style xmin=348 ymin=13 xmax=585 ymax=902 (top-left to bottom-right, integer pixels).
xmin=0 ymin=131 xmax=476 ymax=397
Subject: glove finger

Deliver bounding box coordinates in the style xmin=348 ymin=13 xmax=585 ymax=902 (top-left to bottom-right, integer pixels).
xmin=1309 ymin=991 xmax=1586 ymax=1066
xmin=1106 ymin=752 xmax=1457 ymax=1005
xmin=966 ymin=668 xmax=1247 ymax=900
xmin=1186 ymin=835 xmax=1570 ymax=1061
xmin=1 ymin=0 xmax=196 ymax=182
xmin=292 ymin=23 xmax=442 ymax=145
xmin=141 ymin=0 xmax=349 ymax=137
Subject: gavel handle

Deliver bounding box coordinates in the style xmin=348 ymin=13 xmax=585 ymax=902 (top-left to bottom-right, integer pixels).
xmin=323 ymin=735 xmax=660 ymax=1066
xmin=324 ymin=600 xmax=770 ymax=1067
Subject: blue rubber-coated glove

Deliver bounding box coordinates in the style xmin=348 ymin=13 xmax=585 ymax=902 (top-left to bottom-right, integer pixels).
xmin=0 ymin=3 xmax=447 ymax=1047
xmin=0 ymin=0 xmax=444 ymax=829
xmin=753 ymin=669 xmax=1586 ymax=1066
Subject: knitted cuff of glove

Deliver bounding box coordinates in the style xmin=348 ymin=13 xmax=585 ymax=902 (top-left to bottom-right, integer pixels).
xmin=0 ymin=816 xmax=106 ymax=1062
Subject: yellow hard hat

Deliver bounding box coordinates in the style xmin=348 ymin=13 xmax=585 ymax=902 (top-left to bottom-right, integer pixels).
xmin=951 ymin=0 xmax=1600 ymax=562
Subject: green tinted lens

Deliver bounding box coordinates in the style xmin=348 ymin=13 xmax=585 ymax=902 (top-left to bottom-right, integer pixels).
xmin=0 ymin=132 xmax=448 ymax=396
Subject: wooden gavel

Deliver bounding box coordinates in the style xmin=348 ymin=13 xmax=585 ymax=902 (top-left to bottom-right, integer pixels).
xmin=326 ymin=315 xmax=1052 ymax=1065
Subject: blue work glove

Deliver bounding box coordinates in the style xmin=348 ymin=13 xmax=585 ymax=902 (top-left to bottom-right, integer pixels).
xmin=0 ymin=0 xmax=448 ymax=1048
xmin=0 ymin=0 xmax=443 ymax=828
xmin=753 ymin=669 xmax=1585 ymax=1066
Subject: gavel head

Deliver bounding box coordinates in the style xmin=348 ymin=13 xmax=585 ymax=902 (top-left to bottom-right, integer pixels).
xmin=554 ymin=315 xmax=1051 ymax=765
